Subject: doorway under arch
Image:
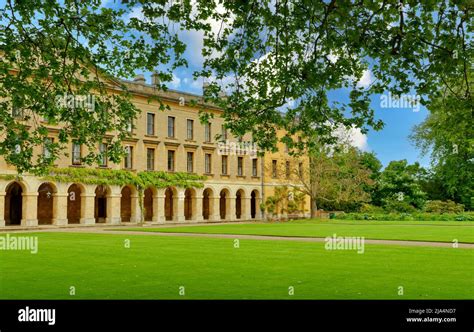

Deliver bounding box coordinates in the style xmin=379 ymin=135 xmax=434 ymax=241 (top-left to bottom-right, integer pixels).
xmin=4 ymin=182 xmax=23 ymax=226
xmin=67 ymin=184 xmax=83 ymax=224
xmin=37 ymin=182 xmax=56 ymax=225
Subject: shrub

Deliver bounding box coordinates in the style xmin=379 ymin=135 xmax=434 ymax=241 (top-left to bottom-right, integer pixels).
xmin=424 ymin=200 xmax=464 ymax=214
xmin=383 ymin=199 xmax=417 ymax=213
xmin=333 ymin=212 xmax=474 ymax=221
xmin=359 ymin=203 xmax=385 ymax=214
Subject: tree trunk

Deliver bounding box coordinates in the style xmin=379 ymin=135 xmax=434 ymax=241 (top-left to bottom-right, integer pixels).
xmin=310 ymin=198 xmax=318 ymax=219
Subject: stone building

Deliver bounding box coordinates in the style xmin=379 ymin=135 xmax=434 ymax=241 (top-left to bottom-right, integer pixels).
xmin=0 ymin=75 xmax=309 ymax=228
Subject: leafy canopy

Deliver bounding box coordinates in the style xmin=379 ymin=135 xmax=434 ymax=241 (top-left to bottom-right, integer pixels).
xmin=0 ymin=0 xmax=472 ymax=173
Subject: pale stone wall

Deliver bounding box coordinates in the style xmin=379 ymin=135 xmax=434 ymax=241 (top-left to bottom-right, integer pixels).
xmin=0 ymin=78 xmax=270 ymax=227
xmin=261 ymin=129 xmax=311 ymax=220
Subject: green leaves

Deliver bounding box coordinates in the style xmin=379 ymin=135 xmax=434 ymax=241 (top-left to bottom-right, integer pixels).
xmin=41 ymin=167 xmax=205 ymax=189
xmin=197 ymin=0 xmax=471 ymax=150
xmin=1 ymin=0 xmax=471 ymax=176
xmin=0 ymin=0 xmax=189 ymax=173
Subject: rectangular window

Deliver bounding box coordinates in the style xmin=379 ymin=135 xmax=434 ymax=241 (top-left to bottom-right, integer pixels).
xmin=12 ymin=107 xmax=24 ymax=119
xmin=221 ymin=125 xmax=228 ymax=140
xmin=205 ymin=153 xmax=212 ymax=174
xmin=147 ymin=148 xmax=155 ymax=171
xmin=205 ymin=123 xmax=212 ymax=142
xmin=272 ymin=160 xmax=278 ymax=178
xmin=187 ymin=119 xmax=194 ymax=140
xmin=237 ymin=157 xmax=243 ymax=176
xmin=124 ymin=146 xmax=133 ymax=169
xmin=168 ymin=116 xmax=175 ymax=138
xmin=99 ymin=143 xmax=108 ymax=167
xmin=147 ymin=113 xmax=155 ymax=136
xmin=187 ymin=152 xmax=194 ymax=173
xmin=127 ymin=119 xmax=133 ymax=133
xmin=167 ymin=150 xmax=175 ymax=171
xmin=43 ymin=138 xmax=53 ymax=159
xmin=72 ymin=142 xmax=82 ymax=165
xmin=286 ymin=161 xmax=291 ymax=178
xmin=252 ymin=158 xmax=258 ymax=177
xmin=221 ymin=155 xmax=228 ymax=175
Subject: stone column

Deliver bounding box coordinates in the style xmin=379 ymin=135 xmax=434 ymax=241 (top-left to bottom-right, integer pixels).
xmin=53 ymin=192 xmax=69 ymax=226
xmin=0 ymin=193 xmax=5 ymax=227
xmin=153 ymin=189 xmax=166 ymax=223
xmin=81 ymin=193 xmax=96 ymax=225
xmin=211 ymin=197 xmax=221 ymax=222
xmin=130 ymin=193 xmax=142 ymax=223
xmin=242 ymin=197 xmax=252 ymax=221
xmin=22 ymin=192 xmax=38 ymax=227
xmin=255 ymin=196 xmax=263 ymax=220
xmin=195 ymin=194 xmax=204 ymax=222
xmin=227 ymin=195 xmax=236 ymax=222
xmin=175 ymin=190 xmax=185 ymax=222
xmin=106 ymin=193 xmax=121 ymax=225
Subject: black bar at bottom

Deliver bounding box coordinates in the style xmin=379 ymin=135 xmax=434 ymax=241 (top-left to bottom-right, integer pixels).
xmin=0 ymin=300 xmax=472 ymax=331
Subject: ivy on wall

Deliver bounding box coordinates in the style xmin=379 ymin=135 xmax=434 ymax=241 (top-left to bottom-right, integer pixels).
xmin=0 ymin=174 xmax=19 ymax=182
xmin=41 ymin=167 xmax=205 ymax=189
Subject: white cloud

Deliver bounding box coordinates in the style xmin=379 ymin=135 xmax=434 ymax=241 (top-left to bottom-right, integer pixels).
xmin=347 ymin=127 xmax=369 ymax=151
xmin=357 ymin=69 xmax=373 ymax=88
xmin=334 ymin=124 xmax=369 ymax=151
xmin=183 ymin=77 xmax=203 ymax=90
xmin=100 ymin=0 xmax=114 ymax=8
xmin=169 ymin=73 xmax=181 ymax=89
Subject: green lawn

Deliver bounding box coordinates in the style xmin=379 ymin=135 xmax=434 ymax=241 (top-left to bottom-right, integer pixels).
xmin=121 ymin=219 xmax=474 ymax=243
xmin=0 ymin=232 xmax=473 ymax=299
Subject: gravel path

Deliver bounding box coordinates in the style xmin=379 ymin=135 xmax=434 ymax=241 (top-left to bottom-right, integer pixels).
xmin=11 ymin=226 xmax=474 ymax=248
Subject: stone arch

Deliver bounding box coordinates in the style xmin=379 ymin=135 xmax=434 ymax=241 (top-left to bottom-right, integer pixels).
xmin=4 ymin=181 xmax=26 ymax=226
xmin=219 ymin=188 xmax=231 ymax=220
xmin=184 ymin=188 xmax=196 ymax=221
xmin=67 ymin=183 xmax=84 ymax=224
xmin=235 ymin=189 xmax=246 ymax=220
xmin=37 ymin=182 xmax=57 ymax=225
xmin=165 ymin=187 xmax=178 ymax=221
xmin=120 ymin=185 xmax=135 ymax=222
xmin=202 ymin=187 xmax=214 ymax=220
xmin=251 ymin=189 xmax=259 ymax=219
xmin=144 ymin=187 xmax=156 ymax=222
xmin=94 ymin=185 xmax=111 ymax=223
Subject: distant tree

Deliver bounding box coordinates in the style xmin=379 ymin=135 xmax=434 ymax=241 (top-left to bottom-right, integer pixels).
xmin=286 ymin=145 xmax=373 ymax=217
xmin=359 ymin=151 xmax=383 ymax=206
xmin=377 ymin=160 xmax=427 ymax=210
xmin=411 ymin=90 xmax=474 ymax=209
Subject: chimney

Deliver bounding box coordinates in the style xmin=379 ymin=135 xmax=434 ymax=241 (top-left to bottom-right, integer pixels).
xmin=218 ymin=90 xmax=227 ymax=98
xmin=203 ymin=82 xmax=210 ymax=96
xmin=151 ymin=72 xmax=160 ymax=87
xmin=133 ymin=74 xmax=146 ymax=84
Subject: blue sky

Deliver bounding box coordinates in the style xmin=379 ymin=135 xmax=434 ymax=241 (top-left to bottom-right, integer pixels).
xmin=164 ymin=64 xmax=432 ymax=169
